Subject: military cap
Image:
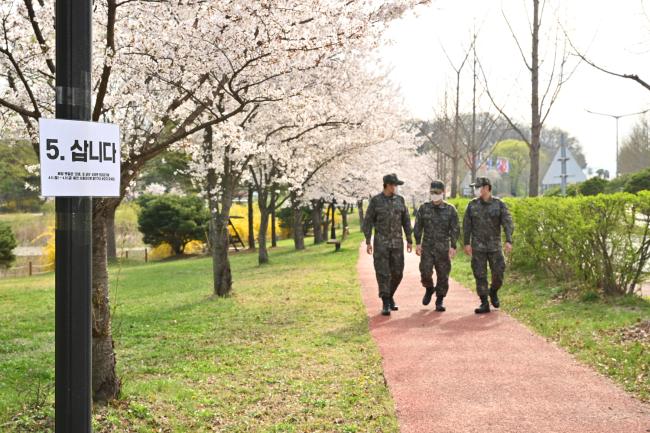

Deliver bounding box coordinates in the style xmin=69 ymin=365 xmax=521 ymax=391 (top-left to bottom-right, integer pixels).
xmin=470 ymin=177 xmax=491 ymax=188
xmin=430 ymin=180 xmax=445 ymax=191
xmin=383 ymin=173 xmax=404 ymax=185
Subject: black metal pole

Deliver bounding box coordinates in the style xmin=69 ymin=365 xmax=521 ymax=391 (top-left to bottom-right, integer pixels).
xmin=55 ymin=0 xmax=93 ymax=431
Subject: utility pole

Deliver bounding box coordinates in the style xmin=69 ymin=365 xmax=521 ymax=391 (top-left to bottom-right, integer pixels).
xmin=559 ymin=133 xmax=568 ymax=196
xmin=55 ymin=0 xmax=93 ymax=431
xmin=586 ymin=108 xmax=649 ymax=177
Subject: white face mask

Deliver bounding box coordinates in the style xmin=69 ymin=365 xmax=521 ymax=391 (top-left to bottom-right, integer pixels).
xmin=431 ymin=193 xmax=443 ymax=202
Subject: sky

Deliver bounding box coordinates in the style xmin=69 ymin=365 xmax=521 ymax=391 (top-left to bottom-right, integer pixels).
xmin=378 ymin=0 xmax=650 ymax=177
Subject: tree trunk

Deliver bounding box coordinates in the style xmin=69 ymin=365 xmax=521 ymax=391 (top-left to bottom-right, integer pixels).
xmin=205 ymin=125 xmax=233 ymax=297
xmin=247 ymin=185 xmax=255 ymax=250
xmin=312 ymin=200 xmax=323 ymax=244
xmin=271 ymin=191 xmax=277 ymax=248
xmin=340 ymin=207 xmax=348 ymax=240
xmin=258 ymin=205 xmax=270 ymax=265
xmin=106 ymin=208 xmax=117 ymax=261
xmin=323 ymin=206 xmax=330 ymax=242
xmin=470 ymin=43 xmax=478 ymax=185
xmin=529 ymin=143 xmax=540 ymax=197
xmin=470 ymin=160 xmax=478 ymax=186
xmin=529 ymin=0 xmax=541 ymax=197
xmin=357 ymin=199 xmax=364 ymax=227
xmin=211 ymin=208 xmax=233 ymax=297
xmin=257 ymin=190 xmax=271 ymax=264
xmin=451 ymin=156 xmax=460 ymax=198
xmin=91 ymin=199 xmax=121 ymax=403
xmin=291 ymin=193 xmax=305 ymax=250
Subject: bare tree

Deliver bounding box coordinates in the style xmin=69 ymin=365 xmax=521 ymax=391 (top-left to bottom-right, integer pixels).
xmin=440 ymin=35 xmax=477 ymax=196
xmin=457 ymin=39 xmax=509 ymax=183
xmin=619 ymin=117 xmax=650 ymax=174
xmin=566 ymin=33 xmax=650 ymax=92
xmin=412 ymin=110 xmax=454 ymax=189
xmin=480 ymin=0 xmax=575 ymax=196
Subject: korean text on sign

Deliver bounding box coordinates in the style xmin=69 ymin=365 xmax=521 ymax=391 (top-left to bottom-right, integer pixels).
xmin=39 ymin=118 xmax=121 ymax=197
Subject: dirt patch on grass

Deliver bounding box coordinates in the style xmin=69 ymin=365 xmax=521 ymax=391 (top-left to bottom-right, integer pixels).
xmin=615 ymin=320 xmax=650 ymax=344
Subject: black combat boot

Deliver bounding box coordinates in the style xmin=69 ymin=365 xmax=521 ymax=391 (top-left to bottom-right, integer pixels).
xmin=474 ymin=296 xmax=491 ymax=314
xmin=381 ymin=297 xmax=391 ymax=316
xmin=435 ymin=295 xmax=446 ymax=312
xmin=489 ymin=288 xmax=500 ymax=308
xmin=389 ymin=297 xmax=399 ymax=311
xmin=422 ymin=287 xmax=434 ymax=306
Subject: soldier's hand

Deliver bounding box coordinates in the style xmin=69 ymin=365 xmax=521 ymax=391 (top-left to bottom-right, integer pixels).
xmin=366 ymin=244 xmax=373 ymax=255
xmin=464 ymin=245 xmax=472 ymax=256
xmin=449 ymin=248 xmax=457 ymax=259
xmin=406 ymin=243 xmax=413 ymax=253
xmin=504 ymin=242 xmax=513 ymax=254
xmin=416 ymin=245 xmax=422 ymax=256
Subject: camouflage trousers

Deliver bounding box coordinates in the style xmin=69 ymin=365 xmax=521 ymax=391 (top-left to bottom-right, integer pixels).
xmin=471 ymin=250 xmax=506 ymax=297
xmin=373 ymin=243 xmax=404 ymax=299
xmin=419 ymin=248 xmax=451 ymax=298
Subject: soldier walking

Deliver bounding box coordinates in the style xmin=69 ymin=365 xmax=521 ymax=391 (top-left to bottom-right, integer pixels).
xmin=363 ymin=173 xmax=413 ymax=316
xmin=463 ymin=177 xmax=514 ymax=314
xmin=414 ymin=180 xmax=459 ymax=312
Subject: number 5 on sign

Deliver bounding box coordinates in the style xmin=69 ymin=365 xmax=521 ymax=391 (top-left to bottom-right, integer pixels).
xmin=39 ymin=118 xmax=121 ymax=197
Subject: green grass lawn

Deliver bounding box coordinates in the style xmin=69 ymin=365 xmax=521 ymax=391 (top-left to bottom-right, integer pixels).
xmin=451 ymin=253 xmax=650 ymax=402
xmin=0 ymin=232 xmax=397 ymax=432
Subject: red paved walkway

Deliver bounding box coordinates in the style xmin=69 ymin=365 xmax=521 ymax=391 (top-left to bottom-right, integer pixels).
xmin=357 ymin=243 xmax=650 ymax=433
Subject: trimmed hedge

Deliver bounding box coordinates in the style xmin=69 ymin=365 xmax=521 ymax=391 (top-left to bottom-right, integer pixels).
xmin=448 ymin=193 xmax=650 ymax=295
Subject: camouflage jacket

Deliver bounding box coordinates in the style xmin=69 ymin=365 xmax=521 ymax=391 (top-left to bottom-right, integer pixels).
xmin=414 ymin=201 xmax=459 ymax=252
xmin=363 ymin=193 xmax=413 ymax=248
xmin=463 ymin=197 xmax=514 ymax=252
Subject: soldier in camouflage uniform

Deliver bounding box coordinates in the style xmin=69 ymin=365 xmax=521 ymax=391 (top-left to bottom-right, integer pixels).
xmin=463 ymin=177 xmax=514 ymax=314
xmin=414 ymin=180 xmax=459 ymax=312
xmin=363 ymin=173 xmax=413 ymax=316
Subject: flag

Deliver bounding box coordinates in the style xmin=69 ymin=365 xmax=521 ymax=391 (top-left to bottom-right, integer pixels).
xmin=497 ymin=158 xmax=510 ymax=174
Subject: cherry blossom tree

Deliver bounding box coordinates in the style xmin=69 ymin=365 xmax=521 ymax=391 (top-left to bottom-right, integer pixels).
xmin=1 ymin=0 xmax=430 ymax=402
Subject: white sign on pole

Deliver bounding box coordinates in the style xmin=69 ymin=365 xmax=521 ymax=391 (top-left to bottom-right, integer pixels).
xmin=39 ymin=118 xmax=121 ymax=197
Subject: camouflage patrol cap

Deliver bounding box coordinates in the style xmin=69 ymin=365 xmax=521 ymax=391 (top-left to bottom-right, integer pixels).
xmin=430 ymin=180 xmax=445 ymax=191
xmin=470 ymin=177 xmax=491 ymax=188
xmin=383 ymin=173 xmax=404 ymax=185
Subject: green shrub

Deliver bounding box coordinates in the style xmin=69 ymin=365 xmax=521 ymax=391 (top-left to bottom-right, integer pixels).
xmin=137 ymin=194 xmax=209 ymax=255
xmin=543 ymin=184 xmax=579 ymax=197
xmin=605 ymin=173 xmax=632 ymax=194
xmin=578 ymin=177 xmax=608 ymax=196
xmin=507 ymin=193 xmax=650 ymax=295
xmin=277 ymin=205 xmax=313 ymax=237
xmin=451 ymin=193 xmax=650 ymax=295
xmin=0 ymin=222 xmax=17 ymax=268
xmin=624 ymin=168 xmax=650 ymax=193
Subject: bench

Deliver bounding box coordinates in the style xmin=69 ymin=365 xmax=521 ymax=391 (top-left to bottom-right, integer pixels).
xmin=326 ymin=239 xmax=341 ymax=251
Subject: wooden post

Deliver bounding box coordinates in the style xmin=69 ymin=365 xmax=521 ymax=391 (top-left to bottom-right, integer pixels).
xmin=144 ymin=248 xmax=148 ymax=263
xmin=125 ymin=250 xmax=129 ymax=260
xmin=29 ymin=261 xmax=33 ymax=277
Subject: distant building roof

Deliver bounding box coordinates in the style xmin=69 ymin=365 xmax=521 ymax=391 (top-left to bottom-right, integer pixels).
xmin=542 ymin=147 xmax=587 ymax=187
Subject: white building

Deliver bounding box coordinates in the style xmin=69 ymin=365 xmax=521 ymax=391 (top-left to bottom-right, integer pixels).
xmin=541 ymin=147 xmax=587 ymax=192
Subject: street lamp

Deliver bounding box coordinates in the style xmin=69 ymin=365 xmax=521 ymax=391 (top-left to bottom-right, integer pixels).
xmin=585 ymin=108 xmax=649 ymax=177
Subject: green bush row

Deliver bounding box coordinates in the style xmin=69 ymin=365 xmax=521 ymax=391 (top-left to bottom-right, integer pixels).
xmin=448 ymin=193 xmax=650 ymax=295
xmin=544 ymin=167 xmax=650 ymax=197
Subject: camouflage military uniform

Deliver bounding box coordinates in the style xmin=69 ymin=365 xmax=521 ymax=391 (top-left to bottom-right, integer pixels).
xmin=363 ymin=193 xmax=413 ymax=299
xmin=463 ymin=197 xmax=514 ymax=297
xmin=414 ymin=201 xmax=459 ymax=298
